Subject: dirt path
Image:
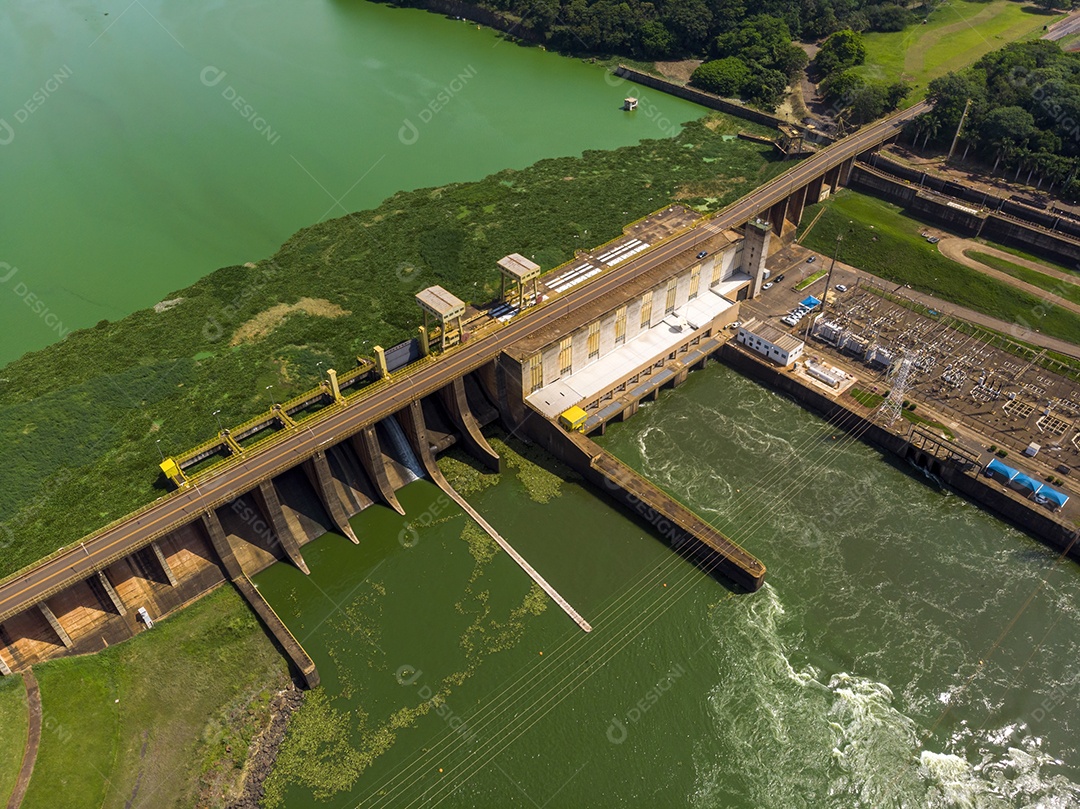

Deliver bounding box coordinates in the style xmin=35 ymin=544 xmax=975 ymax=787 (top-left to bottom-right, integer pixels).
xmin=7 ymin=670 xmax=41 ymax=809
xmin=935 ymin=237 xmax=1080 ymax=319
xmin=939 ymin=237 xmax=1079 ymax=284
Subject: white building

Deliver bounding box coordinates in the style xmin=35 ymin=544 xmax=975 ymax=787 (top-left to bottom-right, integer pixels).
xmin=736 ymin=318 xmax=804 ymax=366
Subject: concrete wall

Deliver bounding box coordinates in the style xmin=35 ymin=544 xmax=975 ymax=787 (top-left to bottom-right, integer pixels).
xmin=613 ymin=66 xmax=790 ymax=132
xmin=851 ymin=161 xmax=1080 ymax=266
xmin=529 ymin=243 xmax=738 ymax=390
xmin=720 ymin=344 xmax=1080 ymax=562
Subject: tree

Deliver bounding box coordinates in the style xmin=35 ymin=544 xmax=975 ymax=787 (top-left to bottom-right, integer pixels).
xmin=866 ymin=4 xmax=915 ymax=33
xmin=690 ymin=57 xmax=751 ymax=97
xmin=741 ymin=64 xmax=789 ymax=110
xmin=815 ymin=29 xmax=867 ymax=78
xmin=639 ymin=21 xmax=676 ymax=58
xmin=661 ymin=0 xmax=713 ymax=53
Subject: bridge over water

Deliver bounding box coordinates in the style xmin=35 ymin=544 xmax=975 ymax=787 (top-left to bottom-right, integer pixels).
xmin=0 ymin=102 xmax=926 ymax=679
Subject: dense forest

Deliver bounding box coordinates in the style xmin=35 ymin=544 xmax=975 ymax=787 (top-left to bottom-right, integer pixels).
xmin=917 ymin=41 xmax=1080 ymax=196
xmin=387 ymin=0 xmax=924 ymax=110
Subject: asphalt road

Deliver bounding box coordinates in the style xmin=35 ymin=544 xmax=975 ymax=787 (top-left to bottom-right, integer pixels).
xmin=0 ymin=100 xmax=930 ymax=625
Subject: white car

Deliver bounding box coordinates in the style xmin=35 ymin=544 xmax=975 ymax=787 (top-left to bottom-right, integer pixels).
xmin=835 ymin=284 xmax=848 ymax=292
xmin=782 ymin=316 xmax=797 ymax=326
xmin=762 ymin=282 xmax=774 ymax=290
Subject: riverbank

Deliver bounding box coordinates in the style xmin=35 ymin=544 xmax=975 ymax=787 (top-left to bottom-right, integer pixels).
xmin=11 ymin=585 xmax=290 ymax=809
xmin=0 ymin=117 xmax=783 ymax=580
xmin=718 ymin=344 xmax=1080 ymax=563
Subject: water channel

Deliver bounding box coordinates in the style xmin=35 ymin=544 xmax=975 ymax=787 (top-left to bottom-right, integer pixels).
xmin=254 ymin=361 xmax=1080 ymax=807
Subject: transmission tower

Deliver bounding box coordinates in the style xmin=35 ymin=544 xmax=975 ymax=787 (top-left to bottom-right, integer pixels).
xmin=881 ymin=355 xmax=913 ymax=425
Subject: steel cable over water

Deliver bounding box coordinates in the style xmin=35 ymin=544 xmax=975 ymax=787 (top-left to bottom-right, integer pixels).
xmin=356 ymin=310 xmax=983 ymax=804
xmin=355 ymin=319 xmax=1060 ymax=806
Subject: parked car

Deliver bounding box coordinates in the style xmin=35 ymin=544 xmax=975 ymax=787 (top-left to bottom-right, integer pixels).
xmin=775 ymin=274 xmax=785 ymax=282
xmin=835 ymin=284 xmax=848 ymax=292
xmin=926 ymin=235 xmax=940 ymax=244
xmin=728 ymin=320 xmax=742 ymax=330
xmin=697 ymin=250 xmax=708 ymax=259
xmin=806 ymin=256 xmax=816 ymax=263
xmin=782 ymin=316 xmax=797 ymax=326
xmin=762 ymin=282 xmax=774 ymax=290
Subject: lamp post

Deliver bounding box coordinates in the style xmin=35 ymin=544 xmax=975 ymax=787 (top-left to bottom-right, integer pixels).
xmin=155 ymin=439 xmax=164 ymax=462
xmin=212 ymin=409 xmax=224 ymax=435
xmin=266 ymin=385 xmax=276 ymax=409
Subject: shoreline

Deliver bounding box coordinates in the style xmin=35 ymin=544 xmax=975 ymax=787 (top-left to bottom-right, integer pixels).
xmin=718 ymin=343 xmax=1080 ymax=564
xmin=226 ymin=683 xmax=305 ymax=809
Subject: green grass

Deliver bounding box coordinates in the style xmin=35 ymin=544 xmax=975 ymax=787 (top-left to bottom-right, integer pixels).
xmin=0 ymin=676 xmax=28 ymax=806
xmin=795 ymin=269 xmax=828 ymax=291
xmin=965 ymin=249 xmax=1080 ymax=307
xmin=848 ymin=388 xmax=953 ymax=436
xmin=978 ymin=240 xmax=1080 ymax=277
xmin=0 ymin=116 xmax=786 ymax=579
xmin=855 ymin=0 xmax=1059 ymax=99
xmin=21 ymin=586 xmax=289 ymax=809
xmin=850 ymin=387 xmax=885 ymax=409
xmin=798 ymin=190 xmax=1080 ymax=345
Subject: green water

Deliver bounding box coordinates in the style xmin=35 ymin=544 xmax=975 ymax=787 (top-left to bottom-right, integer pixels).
xmin=254 ymin=362 xmax=1080 ymax=807
xmin=0 ymin=0 xmax=703 ymax=366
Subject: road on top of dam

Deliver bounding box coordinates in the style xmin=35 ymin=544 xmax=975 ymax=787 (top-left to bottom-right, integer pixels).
xmin=0 ymin=100 xmax=928 ymax=624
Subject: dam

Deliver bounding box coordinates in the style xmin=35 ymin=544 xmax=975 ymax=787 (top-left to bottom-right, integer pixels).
xmin=0 ymin=102 xmax=930 ymax=682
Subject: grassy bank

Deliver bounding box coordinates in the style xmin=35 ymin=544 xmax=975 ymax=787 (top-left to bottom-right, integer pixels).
xmin=19 ymin=586 xmax=289 ymax=809
xmin=0 ymin=116 xmax=784 ymax=578
xmin=854 ymin=0 xmax=1057 ymax=99
xmin=965 ymin=250 xmax=1080 ymax=307
xmin=0 ymin=676 xmax=28 ymax=806
xmin=798 ymin=190 xmax=1080 ymax=345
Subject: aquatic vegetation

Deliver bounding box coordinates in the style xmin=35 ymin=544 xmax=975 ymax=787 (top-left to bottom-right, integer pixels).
xmin=490 ymin=434 xmax=576 ymax=504
xmin=0 ymin=118 xmax=783 ymax=577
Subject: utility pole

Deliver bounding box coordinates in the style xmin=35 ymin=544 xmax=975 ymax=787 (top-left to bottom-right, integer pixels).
xmin=805 ymin=228 xmax=847 ymax=340
xmin=946 ymin=98 xmax=971 ymax=164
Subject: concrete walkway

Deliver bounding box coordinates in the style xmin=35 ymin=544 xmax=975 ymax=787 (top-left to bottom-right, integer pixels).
xmin=7 ymin=670 xmax=41 ymax=809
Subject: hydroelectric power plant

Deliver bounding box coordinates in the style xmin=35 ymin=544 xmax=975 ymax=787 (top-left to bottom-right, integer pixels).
xmin=3 ymin=101 xmax=1077 ymax=697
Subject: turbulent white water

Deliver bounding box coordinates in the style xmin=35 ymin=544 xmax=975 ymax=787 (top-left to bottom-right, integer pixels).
xmin=603 ymin=365 xmax=1080 ymax=808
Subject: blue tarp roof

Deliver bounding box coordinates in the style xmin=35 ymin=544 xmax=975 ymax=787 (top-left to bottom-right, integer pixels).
xmin=1042 ymin=487 xmax=1070 ymax=507
xmin=1012 ymin=472 xmax=1042 ymax=493
xmin=801 ymin=296 xmax=822 ymax=308
xmin=986 ymin=459 xmax=1070 ymax=507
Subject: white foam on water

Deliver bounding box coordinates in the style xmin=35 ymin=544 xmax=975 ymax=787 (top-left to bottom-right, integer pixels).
xmin=691 ymin=585 xmax=1080 ymax=809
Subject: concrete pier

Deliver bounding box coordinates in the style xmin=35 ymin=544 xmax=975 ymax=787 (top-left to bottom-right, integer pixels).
xmin=37 ymin=603 xmax=72 ymax=649
xmin=201 ymin=510 xmax=245 ymax=580
xmin=256 ymin=482 xmax=310 ymax=575
xmin=306 ymin=452 xmax=360 ymax=543
xmin=150 ymin=541 xmax=179 ymax=586
xmin=96 ymin=572 xmax=127 ymax=616
xmin=233 ymin=576 xmax=319 ymax=689
xmin=352 ymin=427 xmax=405 ymax=515
xmin=440 ymin=377 xmax=502 ymax=472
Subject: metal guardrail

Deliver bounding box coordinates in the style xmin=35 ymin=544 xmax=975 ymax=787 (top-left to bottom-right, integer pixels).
xmin=0 ymin=110 xmax=925 ymax=601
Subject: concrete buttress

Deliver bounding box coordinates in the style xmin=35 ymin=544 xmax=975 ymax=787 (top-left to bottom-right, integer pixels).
xmin=439 ymin=377 xmax=502 ymax=472
xmin=304 ymin=452 xmax=359 ymax=543
xmin=351 ymin=427 xmax=405 ymax=515
xmin=256 ymin=481 xmax=310 ymax=575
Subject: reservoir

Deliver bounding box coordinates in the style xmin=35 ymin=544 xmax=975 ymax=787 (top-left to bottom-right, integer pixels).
xmin=254 ymin=362 xmax=1080 ymax=806
xmin=0 ymin=0 xmax=704 ymax=365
